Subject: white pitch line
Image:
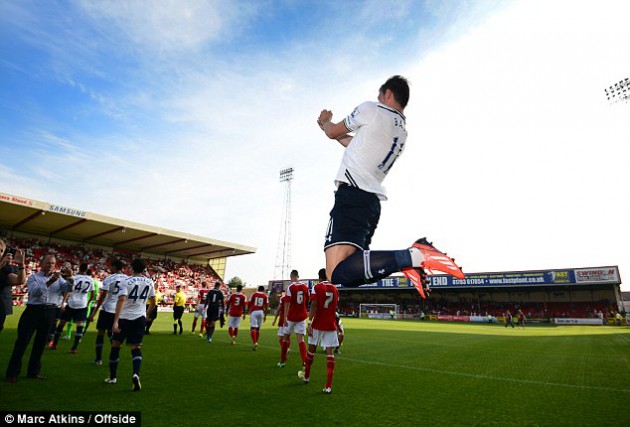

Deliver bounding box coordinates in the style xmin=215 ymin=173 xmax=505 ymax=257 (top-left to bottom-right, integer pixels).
xmin=337 ymin=356 xmax=630 ymax=393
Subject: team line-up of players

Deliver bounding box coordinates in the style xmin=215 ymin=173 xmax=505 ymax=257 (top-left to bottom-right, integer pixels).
xmin=44 ymin=261 xmax=344 ymax=394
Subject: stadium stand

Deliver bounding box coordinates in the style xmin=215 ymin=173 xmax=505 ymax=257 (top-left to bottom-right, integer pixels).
xmin=1 ymin=192 xmax=255 ymax=308
xmin=270 ymin=266 xmax=623 ymax=323
xmin=5 ymin=236 xmax=228 ymax=308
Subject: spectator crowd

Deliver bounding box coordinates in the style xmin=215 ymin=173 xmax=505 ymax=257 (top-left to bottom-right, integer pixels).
xmin=6 ymin=237 xmax=224 ymax=308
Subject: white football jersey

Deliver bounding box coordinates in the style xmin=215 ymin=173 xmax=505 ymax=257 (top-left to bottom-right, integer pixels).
xmin=66 ymin=274 xmax=94 ymax=309
xmin=118 ymin=275 xmax=155 ymax=320
xmin=336 ymin=101 xmax=408 ymax=200
xmin=101 ymin=273 xmax=128 ymax=314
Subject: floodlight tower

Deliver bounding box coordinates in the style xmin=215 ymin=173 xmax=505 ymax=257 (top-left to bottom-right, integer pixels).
xmin=274 ymin=167 xmax=294 ymax=280
xmin=604 ymin=77 xmax=630 ymax=104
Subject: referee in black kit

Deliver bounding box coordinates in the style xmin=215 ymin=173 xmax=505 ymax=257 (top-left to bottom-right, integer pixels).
xmin=5 ymin=254 xmax=73 ymax=383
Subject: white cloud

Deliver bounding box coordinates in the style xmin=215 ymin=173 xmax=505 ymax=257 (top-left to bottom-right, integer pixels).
xmin=2 ymin=0 xmax=629 ymax=292
xmin=380 ymin=0 xmax=630 ymax=279
xmin=231 ymin=0 xmax=630 ymax=286
xmin=76 ymin=0 xmax=253 ymax=53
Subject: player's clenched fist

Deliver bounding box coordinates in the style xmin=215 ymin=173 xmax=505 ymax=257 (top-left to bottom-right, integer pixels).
xmin=318 ymin=109 xmax=333 ymax=127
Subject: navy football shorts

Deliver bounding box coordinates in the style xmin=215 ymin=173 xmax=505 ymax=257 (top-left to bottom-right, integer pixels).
xmin=111 ymin=317 xmax=146 ymax=346
xmin=96 ymin=310 xmax=115 ymax=331
xmin=324 ymin=184 xmax=381 ymax=251
xmin=61 ymin=306 xmax=88 ymax=323
xmin=206 ymin=306 xmax=220 ymax=322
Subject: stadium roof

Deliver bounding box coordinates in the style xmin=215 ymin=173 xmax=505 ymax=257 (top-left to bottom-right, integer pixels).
xmin=0 ymin=191 xmax=256 ymax=263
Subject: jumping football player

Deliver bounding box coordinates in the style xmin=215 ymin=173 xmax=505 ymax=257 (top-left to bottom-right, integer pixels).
xmin=317 ymin=75 xmax=463 ymax=297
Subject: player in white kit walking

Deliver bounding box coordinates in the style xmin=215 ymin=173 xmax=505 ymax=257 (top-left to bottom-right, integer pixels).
xmin=105 ymin=259 xmax=156 ymax=392
xmin=50 ymin=263 xmax=95 ymax=353
xmin=88 ymin=259 xmax=128 ymax=365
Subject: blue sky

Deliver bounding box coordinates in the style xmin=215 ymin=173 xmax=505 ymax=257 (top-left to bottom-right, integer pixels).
xmin=1 ymin=0 xmax=629 ymax=290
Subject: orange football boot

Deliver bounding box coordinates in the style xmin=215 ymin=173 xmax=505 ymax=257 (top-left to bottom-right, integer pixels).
xmin=411 ymin=238 xmax=465 ymax=279
xmin=402 ymin=267 xmax=430 ymax=299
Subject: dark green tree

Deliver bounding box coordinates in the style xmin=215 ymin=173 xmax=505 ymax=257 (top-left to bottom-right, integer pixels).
xmin=227 ymin=276 xmax=245 ymax=288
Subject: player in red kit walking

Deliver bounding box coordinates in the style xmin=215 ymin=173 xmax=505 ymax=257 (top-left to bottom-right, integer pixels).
xmin=277 ymin=270 xmax=308 ymax=368
xmin=272 ymin=293 xmax=291 ymax=353
xmin=192 ymin=281 xmax=209 ymax=336
xmin=247 ymin=286 xmax=268 ymax=351
xmin=298 ymin=268 xmax=339 ymax=394
xmin=226 ymin=285 xmax=246 ymax=345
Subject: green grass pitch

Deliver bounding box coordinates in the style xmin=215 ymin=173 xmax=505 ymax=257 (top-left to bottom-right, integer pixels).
xmin=2 ymin=308 xmax=630 ymax=426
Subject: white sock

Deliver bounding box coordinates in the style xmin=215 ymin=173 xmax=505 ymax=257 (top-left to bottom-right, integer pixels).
xmin=409 ymin=247 xmax=425 ymax=268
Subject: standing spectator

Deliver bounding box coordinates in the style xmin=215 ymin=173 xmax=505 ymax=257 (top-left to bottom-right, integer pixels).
xmin=6 ymin=254 xmax=72 ymax=383
xmin=0 ymin=232 xmax=26 ymax=333
xmin=504 ymin=311 xmax=515 ymax=328
xmin=517 ymin=309 xmax=526 ymax=329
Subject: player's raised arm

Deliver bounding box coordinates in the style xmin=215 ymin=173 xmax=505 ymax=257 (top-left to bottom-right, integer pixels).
xmin=318 ymin=109 xmax=352 ymax=146
xmin=14 ymin=248 xmax=26 ymax=285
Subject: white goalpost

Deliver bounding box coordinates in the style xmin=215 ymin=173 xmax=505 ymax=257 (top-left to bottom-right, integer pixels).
xmin=359 ymin=304 xmax=399 ymax=320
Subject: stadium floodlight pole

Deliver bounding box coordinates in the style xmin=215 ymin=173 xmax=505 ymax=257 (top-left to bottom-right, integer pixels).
xmin=274 ymin=167 xmax=294 ymax=280
xmin=604 ymin=77 xmax=630 ymax=105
